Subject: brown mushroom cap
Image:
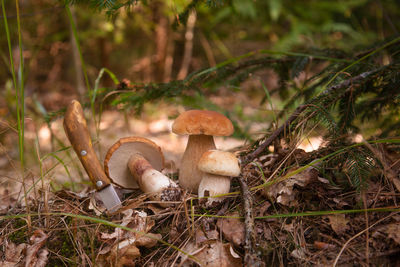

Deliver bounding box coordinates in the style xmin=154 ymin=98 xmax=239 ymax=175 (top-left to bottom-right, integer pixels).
xmin=172 ymin=110 xmax=234 ymax=136
xmin=104 ymin=136 xmax=164 ymax=189
xmin=198 ymin=150 xmax=240 ymax=177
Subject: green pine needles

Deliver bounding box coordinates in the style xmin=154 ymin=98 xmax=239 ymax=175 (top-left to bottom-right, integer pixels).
xmin=109 ymin=37 xmax=399 ymax=191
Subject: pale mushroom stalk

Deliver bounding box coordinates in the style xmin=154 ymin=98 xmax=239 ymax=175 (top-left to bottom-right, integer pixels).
xmin=128 ymin=153 xmax=178 ymax=196
xmin=198 ymin=173 xmax=230 ymax=200
xmin=179 ymin=135 xmax=216 ymax=191
xmin=197 ymin=150 xmax=241 ymax=206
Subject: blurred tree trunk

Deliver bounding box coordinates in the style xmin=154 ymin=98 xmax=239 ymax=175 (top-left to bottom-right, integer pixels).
xmin=177 ymin=10 xmax=197 ymax=80
xmin=69 ymin=6 xmax=85 ymax=102
xmin=153 ymin=2 xmax=170 ymax=82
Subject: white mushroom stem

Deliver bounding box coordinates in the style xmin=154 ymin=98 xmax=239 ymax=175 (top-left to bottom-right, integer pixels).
xmin=128 ymin=153 xmax=179 ymax=205
xmin=198 ymin=173 xmax=231 ymax=206
xmin=179 ymin=135 xmax=216 ymax=192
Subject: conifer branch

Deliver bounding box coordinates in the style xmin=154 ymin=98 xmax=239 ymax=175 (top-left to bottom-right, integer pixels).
xmin=242 ymin=67 xmax=383 ymax=164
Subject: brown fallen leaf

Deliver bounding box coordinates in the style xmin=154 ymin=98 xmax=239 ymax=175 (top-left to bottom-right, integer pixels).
xmin=107 ymin=239 xmax=141 ymax=267
xmin=100 ymin=209 xmax=155 ymax=241
xmin=25 ymin=229 xmax=49 ymax=267
xmin=0 ymin=189 xmax=17 ymax=214
xmin=325 ymin=214 xmax=349 ymax=235
xmin=99 ymin=209 xmax=161 ymax=266
xmin=180 ymin=240 xmax=242 ymax=267
xmin=291 ymin=248 xmax=306 ymax=260
xmin=216 ymin=212 xmax=245 ymax=247
xmin=1 ymin=241 xmax=26 ymax=266
xmin=264 ymin=167 xmax=319 ymax=206
xmin=383 ymin=223 xmax=400 ymax=245
xmin=135 ymin=232 xmax=162 ymax=248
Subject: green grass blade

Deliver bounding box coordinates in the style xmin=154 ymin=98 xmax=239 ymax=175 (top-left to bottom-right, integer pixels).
xmin=2 ymin=0 xmax=24 ymax=167
xmin=15 ymin=0 xmax=25 ymax=170
xmin=192 ymin=206 xmax=400 ymax=219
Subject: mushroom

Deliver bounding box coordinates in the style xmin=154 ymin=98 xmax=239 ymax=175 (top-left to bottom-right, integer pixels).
xmin=104 ymin=136 xmax=180 ymax=206
xmin=197 ymin=150 xmax=240 ymax=206
xmin=172 ymin=110 xmax=234 ymax=192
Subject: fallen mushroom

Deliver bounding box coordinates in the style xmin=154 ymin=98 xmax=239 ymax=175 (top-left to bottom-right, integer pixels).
xmin=104 ymin=136 xmax=180 ymax=206
xmin=172 ymin=110 xmax=234 ymax=192
xmin=198 ymin=150 xmax=240 ymax=206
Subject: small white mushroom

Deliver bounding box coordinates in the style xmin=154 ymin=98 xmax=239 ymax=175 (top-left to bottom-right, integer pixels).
xmin=104 ymin=136 xmax=180 ymax=206
xmin=197 ymin=150 xmax=240 ymax=206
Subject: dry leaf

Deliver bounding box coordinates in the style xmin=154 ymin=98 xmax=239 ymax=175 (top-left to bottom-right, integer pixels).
xmin=383 ymin=223 xmax=400 ymax=245
xmin=216 ymin=212 xmax=245 ymax=247
xmin=1 ymin=241 xmax=26 ymax=266
xmin=135 ymin=233 xmax=162 ymax=248
xmin=264 ymin=167 xmax=319 ymax=206
xmin=108 ymin=240 xmax=141 ymax=267
xmin=99 ymin=209 xmax=160 ymax=266
xmin=25 ymin=229 xmax=48 ymax=267
xmin=88 ymin=195 xmax=106 ymax=216
xmin=33 ymin=250 xmax=48 ymax=267
xmin=1 ymin=231 xmax=49 ymax=267
xmin=283 ymin=221 xmax=294 ymax=232
xmin=100 ymin=209 xmax=152 ymax=241
xmin=206 ymin=229 xmax=219 ymax=240
xmin=326 ymin=214 xmax=349 ymax=235
xmin=0 ymin=189 xmax=17 ymax=213
xmin=291 ymin=248 xmax=306 ymax=260
xmin=195 ymin=229 xmax=208 ymax=244
xmin=181 ymin=240 xmax=242 ymax=267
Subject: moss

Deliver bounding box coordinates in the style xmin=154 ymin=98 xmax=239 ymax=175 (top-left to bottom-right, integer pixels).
xmin=47 ymin=217 xmax=105 ymax=266
xmin=47 ymin=217 xmax=78 ymax=266
xmin=8 ymin=219 xmax=28 ymax=244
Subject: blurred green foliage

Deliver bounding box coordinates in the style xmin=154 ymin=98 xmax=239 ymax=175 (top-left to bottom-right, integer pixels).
xmin=1 ymin=0 xmax=399 ymax=95
xmin=1 ymin=0 xmax=399 ymax=185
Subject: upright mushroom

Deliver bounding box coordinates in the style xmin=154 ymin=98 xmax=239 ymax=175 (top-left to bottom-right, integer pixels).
xmin=198 ymin=150 xmax=240 ymax=206
xmin=104 ymin=137 xmax=180 ymax=206
xmin=172 ymin=110 xmax=234 ymax=192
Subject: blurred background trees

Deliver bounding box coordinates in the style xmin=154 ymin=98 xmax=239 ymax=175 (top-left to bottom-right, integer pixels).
xmin=1 ymin=0 xmax=399 ymax=111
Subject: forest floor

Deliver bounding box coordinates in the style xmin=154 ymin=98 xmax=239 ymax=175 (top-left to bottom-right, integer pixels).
xmin=1 ymin=98 xmax=400 ymax=266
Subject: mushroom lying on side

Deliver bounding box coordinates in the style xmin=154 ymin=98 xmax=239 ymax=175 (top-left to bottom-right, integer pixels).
xmin=197 ymin=150 xmax=240 ymax=206
xmin=172 ymin=110 xmax=234 ymax=192
xmin=104 ymin=137 xmax=180 ymax=206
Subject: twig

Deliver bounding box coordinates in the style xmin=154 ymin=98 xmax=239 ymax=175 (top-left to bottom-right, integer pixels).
xmin=239 ymin=176 xmax=265 ymax=267
xmin=243 ymin=68 xmax=381 ymax=164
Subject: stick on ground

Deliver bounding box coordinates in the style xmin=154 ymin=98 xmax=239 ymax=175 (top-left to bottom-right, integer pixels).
xmin=239 ymin=176 xmax=265 ymax=267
